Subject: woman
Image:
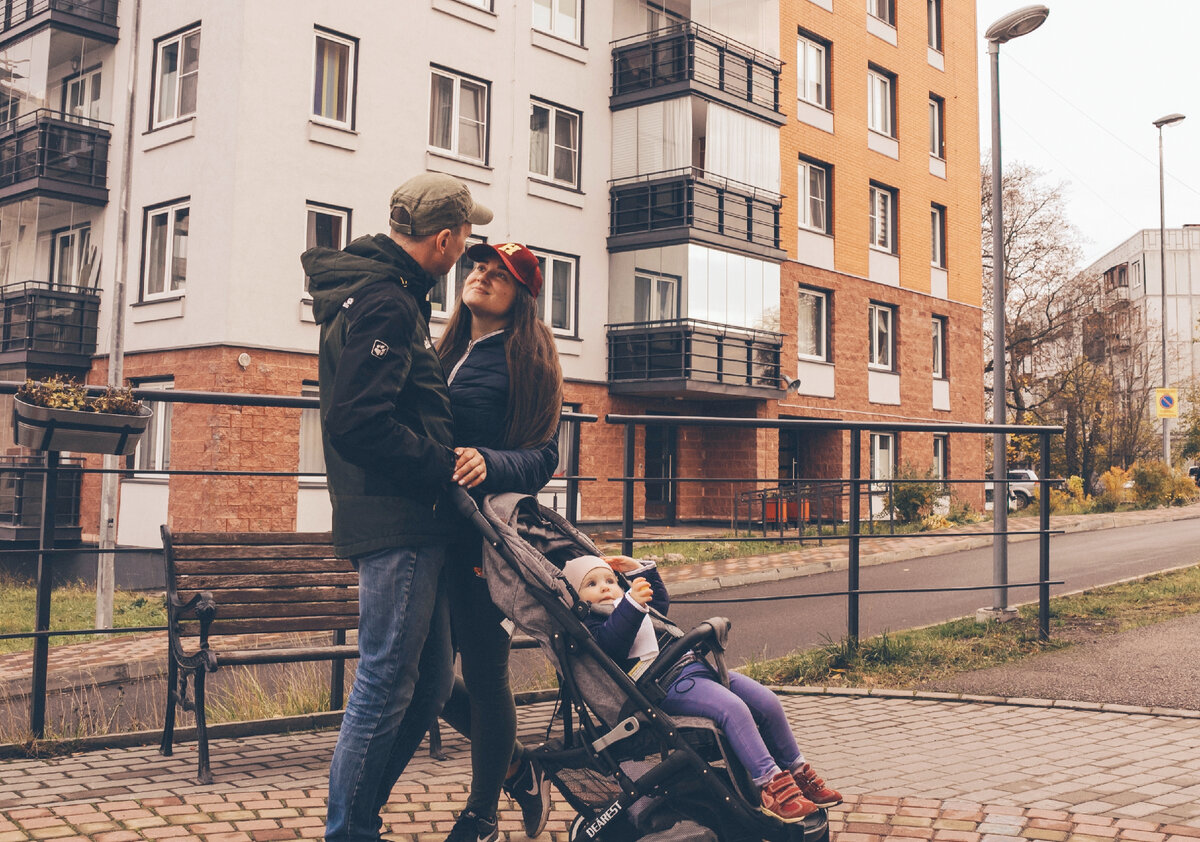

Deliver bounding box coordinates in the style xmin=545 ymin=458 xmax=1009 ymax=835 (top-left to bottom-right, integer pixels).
xmin=437 ymin=241 xmax=564 ymax=842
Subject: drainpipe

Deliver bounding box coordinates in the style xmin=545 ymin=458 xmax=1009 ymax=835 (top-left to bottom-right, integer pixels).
xmin=96 ymin=0 xmax=141 ymax=628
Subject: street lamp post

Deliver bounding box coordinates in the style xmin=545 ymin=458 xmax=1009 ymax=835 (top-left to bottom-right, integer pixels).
xmin=983 ymin=5 xmax=1048 ymax=621
xmin=1154 ymin=112 xmax=1185 ymax=467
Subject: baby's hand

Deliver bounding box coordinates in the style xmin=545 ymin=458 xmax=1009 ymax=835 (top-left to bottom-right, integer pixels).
xmin=605 ymin=555 xmax=641 ymax=574
xmin=628 ymin=577 xmax=653 ymax=606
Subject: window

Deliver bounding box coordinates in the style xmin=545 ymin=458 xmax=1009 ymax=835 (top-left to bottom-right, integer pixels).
xmin=532 ymin=248 xmax=576 ymax=334
xmin=867 ymin=0 xmax=894 ymax=26
xmin=932 ymin=316 xmax=946 ymax=378
xmin=867 ymin=67 xmax=895 ymax=136
xmin=529 ymin=100 xmax=580 ymax=188
xmin=868 ymin=302 xmax=894 ymax=370
xmin=533 ymin=0 xmax=581 ymax=43
xmin=798 ymin=159 xmax=828 ymax=233
xmin=554 ymin=403 xmax=580 ymax=478
xmin=432 ymin=235 xmax=485 ymax=316
xmin=868 ymin=183 xmax=895 ymax=253
xmin=305 ymin=203 xmax=350 ymax=293
xmin=429 ymin=67 xmax=489 ymax=163
xmin=142 ymin=199 xmax=189 ymax=299
xmin=646 ymin=1 xmax=686 ymax=32
xmin=299 ymin=382 xmax=326 ymax=478
xmin=313 ymin=28 xmax=357 ymax=128
xmin=134 ymin=380 xmax=173 ymax=474
xmin=797 ymin=287 xmax=828 ymax=362
xmin=64 ymin=66 xmax=102 ymax=121
xmin=634 ymin=271 xmax=677 ymax=322
xmin=927 ymin=0 xmax=942 ymax=50
xmin=870 ymin=432 xmax=894 ymax=482
xmin=933 ymin=434 xmax=947 ymax=482
xmin=796 ymin=33 xmax=827 ymax=108
xmin=931 ymin=204 xmax=946 ymax=268
xmin=51 ymin=225 xmax=91 ymax=288
xmin=152 ymin=26 xmax=200 ymax=128
xmin=929 ymin=96 xmax=944 ymax=158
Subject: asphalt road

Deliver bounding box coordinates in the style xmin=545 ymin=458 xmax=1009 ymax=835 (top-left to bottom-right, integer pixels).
xmin=667 ymin=516 xmax=1200 ymax=666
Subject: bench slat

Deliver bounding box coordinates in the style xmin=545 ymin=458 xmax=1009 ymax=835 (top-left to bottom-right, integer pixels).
xmin=173 ymin=545 xmax=347 ymax=561
xmin=174 ymin=558 xmax=352 ymax=574
xmin=177 ymin=586 xmax=358 ymax=604
xmin=179 ymin=601 xmax=358 ymax=620
xmin=179 ymin=616 xmax=359 ymax=635
xmin=175 ymin=572 xmax=359 ymax=589
xmin=170 ymin=532 xmax=333 ymax=546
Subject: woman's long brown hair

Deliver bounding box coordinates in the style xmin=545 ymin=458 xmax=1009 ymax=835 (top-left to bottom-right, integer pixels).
xmin=437 ymin=285 xmax=564 ymax=450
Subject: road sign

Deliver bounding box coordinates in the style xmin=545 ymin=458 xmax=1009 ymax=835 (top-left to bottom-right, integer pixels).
xmin=1156 ymin=388 xmax=1179 ymax=419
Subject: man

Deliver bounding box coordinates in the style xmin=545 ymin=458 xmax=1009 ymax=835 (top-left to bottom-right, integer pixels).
xmin=302 ymin=173 xmax=492 ymax=842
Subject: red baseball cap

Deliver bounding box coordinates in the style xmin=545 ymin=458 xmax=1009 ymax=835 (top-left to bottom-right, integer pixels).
xmin=466 ymin=242 xmax=543 ymax=298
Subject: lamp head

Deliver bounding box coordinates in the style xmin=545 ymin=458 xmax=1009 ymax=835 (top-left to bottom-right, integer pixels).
xmin=1153 ymin=113 xmax=1186 ymax=130
xmin=985 ymin=5 xmax=1049 ymax=44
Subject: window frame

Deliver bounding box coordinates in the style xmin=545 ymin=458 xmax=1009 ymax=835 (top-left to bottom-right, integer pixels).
xmin=927 ymin=0 xmax=943 ymax=51
xmin=49 ymin=223 xmax=91 ymax=289
xmin=633 ymin=269 xmax=679 ymax=323
xmin=932 ymin=315 xmax=946 ymax=379
xmin=533 ymin=0 xmax=582 ymax=44
xmin=929 ymin=94 xmax=945 ymax=159
xmin=797 ymin=286 xmax=829 ymax=363
xmin=150 ymin=23 xmax=201 ymax=130
xmin=132 ymin=379 xmax=173 ymax=476
xmin=868 ymin=182 xmax=896 ymax=254
xmin=431 ymin=234 xmax=487 ymax=318
xmin=140 ymin=197 xmax=190 ymax=302
xmin=798 ymin=157 xmax=829 ymax=234
xmin=796 ymin=31 xmax=828 ymax=109
xmin=868 ymin=301 xmax=895 ymax=371
xmin=530 ymin=246 xmax=578 ymax=337
xmin=304 ymin=201 xmax=351 ymax=296
xmin=867 ymin=0 xmax=895 ymax=27
xmin=933 ymin=434 xmax=948 ymax=484
xmin=867 ymin=66 xmax=896 ymax=137
xmin=298 ymin=381 xmax=326 ymax=481
xmin=311 ymin=26 xmax=358 ymax=130
xmin=428 ymin=66 xmax=491 ymax=164
xmin=931 ymin=203 xmax=946 ymax=268
xmin=870 ymin=431 xmax=895 ymax=484
xmin=62 ymin=64 xmax=103 ymax=121
xmin=529 ymin=97 xmax=581 ymax=189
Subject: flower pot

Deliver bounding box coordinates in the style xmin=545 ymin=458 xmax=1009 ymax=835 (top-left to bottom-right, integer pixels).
xmin=13 ymin=397 xmax=153 ymax=456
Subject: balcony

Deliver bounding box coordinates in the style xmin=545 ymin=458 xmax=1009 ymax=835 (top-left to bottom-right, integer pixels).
xmin=0 ymin=281 xmax=99 ymax=377
xmin=0 ymin=109 xmax=112 ymax=207
xmin=607 ymin=318 xmax=783 ymax=400
xmin=611 ymin=22 xmax=783 ymax=124
xmin=0 ymin=0 xmax=118 ymax=46
xmin=609 ymin=167 xmax=784 ymax=260
xmin=0 ymin=454 xmax=83 ymax=543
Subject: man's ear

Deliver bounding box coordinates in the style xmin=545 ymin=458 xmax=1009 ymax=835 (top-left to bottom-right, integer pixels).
xmin=434 ymin=228 xmax=453 ymax=254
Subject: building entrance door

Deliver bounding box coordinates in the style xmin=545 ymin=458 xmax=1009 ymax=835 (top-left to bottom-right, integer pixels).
xmin=644 ymin=420 xmax=676 ymax=524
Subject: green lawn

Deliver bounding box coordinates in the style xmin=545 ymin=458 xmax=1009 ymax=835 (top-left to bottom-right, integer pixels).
xmin=0 ymin=576 xmax=166 ymax=654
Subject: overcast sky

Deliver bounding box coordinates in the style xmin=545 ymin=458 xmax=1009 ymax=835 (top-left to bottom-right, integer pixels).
xmin=974 ymin=1 xmax=1200 ymax=267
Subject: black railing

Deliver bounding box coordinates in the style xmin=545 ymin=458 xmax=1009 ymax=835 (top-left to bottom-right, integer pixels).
xmin=0 ymin=453 xmax=82 ymax=542
xmin=607 ymin=318 xmax=782 ymax=397
xmin=0 ymin=109 xmax=112 ymax=204
xmin=609 ymin=167 xmax=782 ymax=255
xmin=0 ymin=0 xmax=118 ymax=38
xmin=611 ymin=21 xmax=781 ymax=117
xmin=0 ymin=281 xmax=100 ymax=366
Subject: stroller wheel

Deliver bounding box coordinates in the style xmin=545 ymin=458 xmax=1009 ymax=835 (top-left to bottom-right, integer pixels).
xmin=569 ymin=814 xmax=586 ymax=842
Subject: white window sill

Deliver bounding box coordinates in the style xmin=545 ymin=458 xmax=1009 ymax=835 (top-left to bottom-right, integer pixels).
xmin=132 ymin=295 xmax=185 ymax=323
xmin=867 ymin=130 xmax=899 ymax=159
xmin=808 ymin=0 xmax=833 ymax=10
xmin=930 ymin=156 xmax=946 ymax=179
xmin=930 ymin=266 xmax=948 ymax=298
xmin=300 ymin=297 xmax=316 ymax=323
xmin=431 ymin=0 xmax=497 ymax=30
xmin=309 ymin=121 xmax=358 ymax=151
xmin=796 ymin=99 xmax=833 ymax=133
xmin=797 ymin=227 xmax=834 ymax=271
xmin=796 ymin=358 xmax=835 ymax=398
xmin=527 ymin=177 xmax=585 ymax=208
xmin=868 ymin=249 xmax=899 ymax=286
xmin=869 ymin=369 xmax=901 ymax=405
xmin=143 ymin=117 xmax=195 ymax=151
xmin=866 ymin=14 xmax=897 ymax=45
xmin=531 ymin=27 xmax=587 ymax=63
xmin=932 ymin=377 xmax=951 ymax=411
xmin=928 ymin=47 xmax=945 ymax=71
xmin=425 ymin=150 xmax=493 ymax=185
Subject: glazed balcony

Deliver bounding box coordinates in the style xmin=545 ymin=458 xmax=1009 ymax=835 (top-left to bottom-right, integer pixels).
xmin=607 ymin=318 xmax=783 ymax=400
xmin=0 ymin=109 xmax=111 ymax=206
xmin=608 ymin=167 xmax=784 ymax=261
xmin=0 ymin=281 xmax=99 ymax=377
xmin=0 ymin=0 xmax=118 ymax=46
xmin=611 ymin=21 xmax=783 ymax=124
xmin=0 ymin=454 xmax=82 ymax=543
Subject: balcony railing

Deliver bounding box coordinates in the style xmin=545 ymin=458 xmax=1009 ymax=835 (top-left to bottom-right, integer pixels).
xmin=0 ymin=109 xmax=112 ymax=206
xmin=0 ymin=0 xmax=118 ymax=44
xmin=608 ymin=167 xmax=783 ymax=259
xmin=607 ymin=317 xmax=783 ymax=399
xmin=611 ymin=21 xmax=782 ymax=121
xmin=0 ymin=454 xmax=82 ymax=542
xmin=0 ymin=281 xmax=100 ymax=375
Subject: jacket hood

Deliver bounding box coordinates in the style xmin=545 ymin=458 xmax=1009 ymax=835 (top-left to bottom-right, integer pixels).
xmin=303 ymin=234 xmax=437 ymax=324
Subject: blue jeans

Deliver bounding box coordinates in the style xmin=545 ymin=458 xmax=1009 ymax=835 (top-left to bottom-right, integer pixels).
xmin=661 ymin=663 xmax=802 ymax=787
xmin=325 ymin=544 xmax=454 ymax=842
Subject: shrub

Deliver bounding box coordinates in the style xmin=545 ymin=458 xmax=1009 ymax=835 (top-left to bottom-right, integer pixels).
xmin=1169 ymin=467 xmax=1200 ymax=506
xmin=1096 ymin=466 xmax=1131 ymax=509
xmin=890 ymin=463 xmax=941 ymax=524
xmin=945 ymin=495 xmax=981 ymax=525
xmin=1130 ymin=460 xmax=1173 ymax=508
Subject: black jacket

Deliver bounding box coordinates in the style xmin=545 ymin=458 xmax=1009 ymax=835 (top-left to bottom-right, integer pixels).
xmin=303 ymin=234 xmax=456 ymax=558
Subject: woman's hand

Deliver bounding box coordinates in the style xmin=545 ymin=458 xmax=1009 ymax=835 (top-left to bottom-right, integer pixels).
xmin=627 ymin=577 xmax=653 ymax=606
xmin=604 ymin=555 xmax=641 ymax=574
xmin=453 ymin=447 xmax=487 ymax=488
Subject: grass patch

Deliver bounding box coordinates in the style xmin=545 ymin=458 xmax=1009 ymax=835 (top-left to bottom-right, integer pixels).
xmin=0 ymin=575 xmax=166 ymax=654
xmin=741 ymin=564 xmax=1200 ymax=689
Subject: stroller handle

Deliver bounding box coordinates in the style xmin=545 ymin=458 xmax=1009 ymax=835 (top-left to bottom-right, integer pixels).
xmin=444 ymin=483 xmax=503 ymax=546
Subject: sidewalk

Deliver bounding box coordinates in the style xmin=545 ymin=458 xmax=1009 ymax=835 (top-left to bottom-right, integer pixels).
xmin=2 ymin=503 xmax=1200 ymax=836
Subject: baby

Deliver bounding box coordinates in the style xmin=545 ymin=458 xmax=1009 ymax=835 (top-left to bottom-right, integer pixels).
xmin=562 ymin=555 xmax=842 ymax=822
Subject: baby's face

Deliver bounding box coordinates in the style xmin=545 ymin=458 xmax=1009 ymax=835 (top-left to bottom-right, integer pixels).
xmin=577 ymin=566 xmax=622 ymax=605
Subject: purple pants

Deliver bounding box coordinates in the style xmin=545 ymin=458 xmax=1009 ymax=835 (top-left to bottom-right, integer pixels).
xmin=660 ymin=662 xmax=802 ymax=787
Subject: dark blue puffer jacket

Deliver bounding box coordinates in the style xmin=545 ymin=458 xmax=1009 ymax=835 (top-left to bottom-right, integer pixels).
xmin=445 ymin=329 xmax=559 ymax=494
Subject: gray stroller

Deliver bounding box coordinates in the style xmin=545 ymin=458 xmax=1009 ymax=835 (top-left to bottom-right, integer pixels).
xmin=449 ymin=488 xmax=830 ymax=842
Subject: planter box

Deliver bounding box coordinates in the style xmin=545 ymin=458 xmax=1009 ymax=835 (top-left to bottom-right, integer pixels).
xmin=13 ymin=397 xmax=152 ymax=455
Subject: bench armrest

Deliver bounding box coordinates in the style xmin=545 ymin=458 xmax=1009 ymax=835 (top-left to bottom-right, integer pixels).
xmin=168 ymin=590 xmax=217 ymax=667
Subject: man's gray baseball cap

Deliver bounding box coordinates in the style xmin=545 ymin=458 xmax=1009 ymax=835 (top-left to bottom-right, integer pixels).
xmin=389 ymin=173 xmax=493 ymax=236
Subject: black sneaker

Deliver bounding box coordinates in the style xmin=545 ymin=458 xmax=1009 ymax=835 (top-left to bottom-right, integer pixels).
xmin=502 ymin=756 xmax=551 ymax=838
xmin=445 ymin=809 xmax=499 ymax=842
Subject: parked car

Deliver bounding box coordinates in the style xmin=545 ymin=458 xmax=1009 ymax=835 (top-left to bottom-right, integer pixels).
xmin=985 ymin=469 xmax=1038 ymax=511
xmin=1189 ymin=465 xmax=1200 ymax=487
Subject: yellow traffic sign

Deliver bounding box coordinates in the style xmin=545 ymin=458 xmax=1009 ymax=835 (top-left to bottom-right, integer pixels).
xmin=1156 ymin=388 xmax=1179 ymax=419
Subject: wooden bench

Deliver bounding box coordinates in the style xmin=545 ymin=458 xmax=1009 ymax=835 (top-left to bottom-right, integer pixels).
xmin=159 ymin=528 xmax=357 ymax=783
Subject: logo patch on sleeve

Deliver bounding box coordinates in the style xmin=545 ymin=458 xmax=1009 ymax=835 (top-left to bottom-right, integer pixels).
xmin=371 ymin=339 xmax=390 ymax=358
